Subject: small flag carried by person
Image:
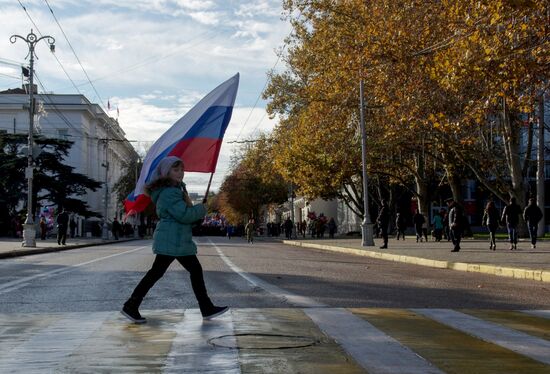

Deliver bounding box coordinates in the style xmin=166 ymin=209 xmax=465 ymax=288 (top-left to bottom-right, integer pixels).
xmin=124 ymin=73 xmax=240 ymax=214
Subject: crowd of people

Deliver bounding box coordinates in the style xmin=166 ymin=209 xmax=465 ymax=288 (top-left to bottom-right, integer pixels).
xmin=374 ymin=196 xmax=544 ymax=252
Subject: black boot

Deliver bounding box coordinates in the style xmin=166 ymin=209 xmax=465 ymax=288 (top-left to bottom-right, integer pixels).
xmin=121 ymin=297 xmax=146 ymax=324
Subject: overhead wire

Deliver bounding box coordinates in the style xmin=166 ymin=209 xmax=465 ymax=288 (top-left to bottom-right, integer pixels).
xmin=42 ymin=0 xmax=103 ymax=106
xmin=15 ymin=0 xmax=83 ymax=96
xmin=233 ymin=46 xmax=285 ymax=142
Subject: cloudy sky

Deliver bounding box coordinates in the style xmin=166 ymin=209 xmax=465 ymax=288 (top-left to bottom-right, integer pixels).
xmin=0 ymin=0 xmax=290 ymax=193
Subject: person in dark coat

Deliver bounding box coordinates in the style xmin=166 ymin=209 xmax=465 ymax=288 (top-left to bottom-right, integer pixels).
xmin=328 ymin=217 xmax=337 ymax=239
xmin=112 ymin=217 xmax=122 ymax=240
xmin=523 ymin=197 xmax=543 ymax=249
xmin=501 ymin=197 xmax=522 ymax=250
xmin=482 ymin=201 xmax=500 ymax=250
xmin=447 ymin=199 xmax=464 ymax=252
xmin=413 ymin=209 xmax=425 ymax=242
xmin=284 ymin=217 xmax=293 ymax=240
xmin=377 ymin=200 xmax=390 ymax=249
xmin=56 ymin=209 xmax=69 ymax=245
xmin=395 ymin=213 xmax=406 ymax=240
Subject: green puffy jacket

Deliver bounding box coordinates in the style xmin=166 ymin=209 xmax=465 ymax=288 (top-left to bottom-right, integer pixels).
xmin=150 ymin=186 xmax=206 ymax=256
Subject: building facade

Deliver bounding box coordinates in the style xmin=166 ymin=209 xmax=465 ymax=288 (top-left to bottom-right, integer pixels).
xmin=0 ymin=87 xmax=138 ymax=236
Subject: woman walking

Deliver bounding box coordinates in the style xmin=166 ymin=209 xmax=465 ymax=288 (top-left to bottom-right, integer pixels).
xmin=482 ymin=201 xmax=500 ymax=250
xmin=121 ymin=156 xmax=228 ymax=324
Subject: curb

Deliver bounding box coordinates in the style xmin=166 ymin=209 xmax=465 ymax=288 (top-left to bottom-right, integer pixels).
xmin=282 ymin=240 xmax=550 ymax=283
xmin=0 ymin=238 xmax=140 ymax=259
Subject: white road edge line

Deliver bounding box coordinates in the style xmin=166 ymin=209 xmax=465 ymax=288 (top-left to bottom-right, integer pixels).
xmin=413 ymin=308 xmax=550 ymax=365
xmin=304 ymin=308 xmax=444 ymax=374
xmin=0 ymin=245 xmax=149 ymax=295
xmin=206 ymin=239 xmax=326 ymax=308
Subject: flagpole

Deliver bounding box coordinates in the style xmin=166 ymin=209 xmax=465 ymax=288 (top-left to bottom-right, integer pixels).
xmin=203 ymin=173 xmax=214 ymax=202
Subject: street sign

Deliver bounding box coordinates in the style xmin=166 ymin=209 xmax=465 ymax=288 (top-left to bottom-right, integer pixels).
xmin=25 ymin=166 xmax=33 ymax=179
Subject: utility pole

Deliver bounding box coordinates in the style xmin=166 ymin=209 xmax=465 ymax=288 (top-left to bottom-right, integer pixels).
xmin=10 ymin=29 xmax=55 ymax=247
xmin=359 ymin=79 xmax=374 ymax=246
xmin=537 ymin=94 xmax=546 ymax=237
xmin=290 ymin=182 xmax=296 ymax=239
xmin=101 ymin=139 xmax=110 ymax=240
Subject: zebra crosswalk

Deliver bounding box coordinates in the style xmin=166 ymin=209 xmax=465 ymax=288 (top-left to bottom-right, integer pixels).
xmin=0 ymin=308 xmax=549 ymax=373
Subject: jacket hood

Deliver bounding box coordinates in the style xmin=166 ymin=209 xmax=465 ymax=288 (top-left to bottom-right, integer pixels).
xmin=150 ymin=187 xmax=165 ymax=204
xmin=150 ymin=183 xmax=185 ymax=204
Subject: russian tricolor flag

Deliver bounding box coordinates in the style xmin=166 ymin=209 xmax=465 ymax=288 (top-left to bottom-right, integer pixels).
xmin=124 ymin=73 xmax=240 ymax=214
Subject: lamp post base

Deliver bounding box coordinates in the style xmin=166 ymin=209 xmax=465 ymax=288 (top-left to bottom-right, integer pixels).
xmin=22 ymin=224 xmax=36 ymax=247
xmin=101 ymin=222 xmax=109 ymax=240
xmin=361 ymin=221 xmax=374 ymax=247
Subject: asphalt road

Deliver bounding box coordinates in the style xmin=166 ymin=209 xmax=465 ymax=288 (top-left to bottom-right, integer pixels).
xmin=0 ymin=236 xmax=549 ymax=314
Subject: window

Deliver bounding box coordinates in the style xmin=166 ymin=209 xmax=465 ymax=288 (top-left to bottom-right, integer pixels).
xmin=57 ymin=129 xmax=69 ymax=140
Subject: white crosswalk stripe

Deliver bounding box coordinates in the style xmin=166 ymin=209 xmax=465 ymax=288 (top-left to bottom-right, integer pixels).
xmin=305 ymin=308 xmax=444 ymax=374
xmin=413 ymin=308 xmax=550 ymax=365
xmin=0 ymin=312 xmax=109 ymax=373
xmin=163 ymin=309 xmax=240 ymax=373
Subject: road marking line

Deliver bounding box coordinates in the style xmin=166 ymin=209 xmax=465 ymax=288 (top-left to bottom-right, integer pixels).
xmin=162 ymin=309 xmax=240 ymax=373
xmin=413 ymin=308 xmax=550 ymax=365
xmin=0 ymin=312 xmax=109 ymax=373
xmin=521 ymin=310 xmax=550 ymax=319
xmin=207 ymin=239 xmax=325 ymax=308
xmin=0 ymin=245 xmax=149 ymax=295
xmin=304 ymin=308 xmax=444 ymax=374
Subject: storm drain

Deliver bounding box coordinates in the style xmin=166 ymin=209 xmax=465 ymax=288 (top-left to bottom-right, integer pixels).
xmin=208 ymin=333 xmax=319 ymax=350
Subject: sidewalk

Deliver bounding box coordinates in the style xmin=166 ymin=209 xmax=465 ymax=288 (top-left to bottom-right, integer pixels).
xmin=283 ymin=236 xmax=550 ymax=283
xmin=0 ymin=237 xmax=138 ymax=259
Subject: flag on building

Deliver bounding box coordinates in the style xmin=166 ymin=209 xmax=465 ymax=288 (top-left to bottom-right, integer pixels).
xmin=107 ymin=100 xmax=111 ymax=111
xmin=124 ymin=73 xmax=240 ymax=214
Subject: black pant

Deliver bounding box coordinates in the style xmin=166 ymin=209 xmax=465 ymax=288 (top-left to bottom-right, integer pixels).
xmin=380 ymin=225 xmax=388 ymax=246
xmin=451 ymin=227 xmax=462 ymax=249
xmin=130 ymin=254 xmax=213 ymax=314
xmin=57 ymin=225 xmax=67 ymax=244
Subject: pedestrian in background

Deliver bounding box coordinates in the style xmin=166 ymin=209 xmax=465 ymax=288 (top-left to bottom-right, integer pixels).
xmin=482 ymin=201 xmax=500 ymax=250
xmin=413 ymin=209 xmax=425 ymax=242
xmin=395 ymin=212 xmax=406 ymax=240
xmin=421 ymin=213 xmax=429 ymax=242
xmin=39 ymin=216 xmax=47 ymax=240
xmin=227 ymin=224 xmax=234 ymax=239
xmin=432 ymin=211 xmax=443 ymax=242
xmin=121 ymin=156 xmax=227 ymax=324
xmin=245 ymin=218 xmax=255 ymax=243
xmin=112 ymin=217 xmax=121 ymax=240
xmin=328 ymin=217 xmax=337 ymax=239
xmin=523 ymin=197 xmax=543 ymax=249
xmin=447 ymin=198 xmax=463 ymax=252
xmin=377 ymin=200 xmax=390 ymax=249
xmin=56 ymin=209 xmax=69 ymax=245
xmin=501 ymin=197 xmax=521 ymax=250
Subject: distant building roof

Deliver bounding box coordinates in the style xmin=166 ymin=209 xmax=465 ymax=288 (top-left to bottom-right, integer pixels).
xmin=0 ymin=87 xmax=27 ymax=94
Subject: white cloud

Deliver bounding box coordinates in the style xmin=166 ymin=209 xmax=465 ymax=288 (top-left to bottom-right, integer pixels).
xmin=0 ymin=0 xmax=289 ymax=193
xmin=187 ymin=11 xmax=221 ymax=25
xmin=235 ymin=0 xmax=281 ymax=18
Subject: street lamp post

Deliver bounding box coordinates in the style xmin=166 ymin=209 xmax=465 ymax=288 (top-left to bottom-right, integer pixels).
xmin=359 ymin=79 xmax=374 ymax=246
xmin=101 ymin=139 xmax=110 ymax=240
xmin=10 ymin=29 xmax=55 ymax=248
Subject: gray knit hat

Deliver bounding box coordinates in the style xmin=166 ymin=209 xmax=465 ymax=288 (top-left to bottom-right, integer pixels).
xmin=150 ymin=156 xmax=183 ymax=182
